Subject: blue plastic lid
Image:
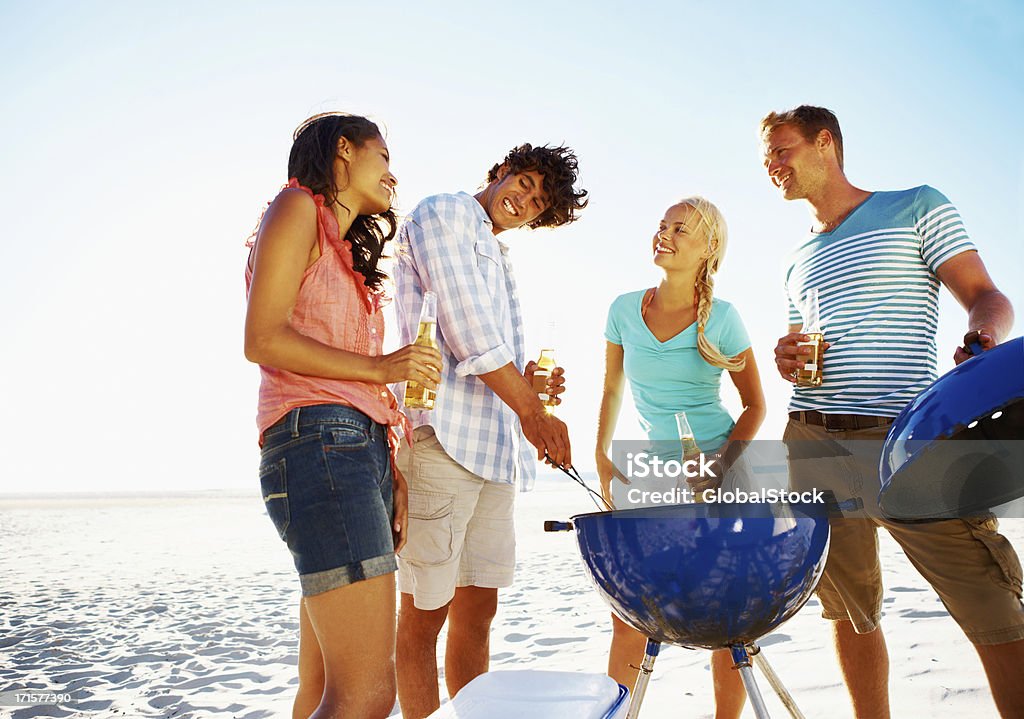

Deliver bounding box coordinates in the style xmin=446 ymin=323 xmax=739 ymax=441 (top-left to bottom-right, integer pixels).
xmin=878 ymin=337 xmax=1024 ymax=519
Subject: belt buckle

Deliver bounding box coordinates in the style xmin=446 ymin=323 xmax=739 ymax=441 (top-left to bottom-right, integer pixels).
xmin=822 ymin=414 xmax=850 ymax=432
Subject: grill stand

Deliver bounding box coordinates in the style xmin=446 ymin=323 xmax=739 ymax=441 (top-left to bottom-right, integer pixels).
xmin=624 ymin=639 xmax=660 ymax=719
xmin=623 ymin=640 xmax=806 ymax=719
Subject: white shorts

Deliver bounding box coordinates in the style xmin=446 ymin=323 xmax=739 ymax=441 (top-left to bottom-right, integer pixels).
xmin=396 ymin=427 xmax=516 ymax=610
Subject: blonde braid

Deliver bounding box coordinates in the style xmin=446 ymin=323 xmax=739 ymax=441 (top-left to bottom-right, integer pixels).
xmin=682 ymin=196 xmax=746 ymax=372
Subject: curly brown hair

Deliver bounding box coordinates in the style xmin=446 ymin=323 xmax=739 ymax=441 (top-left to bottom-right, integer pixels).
xmin=485 ymin=143 xmax=588 ymax=228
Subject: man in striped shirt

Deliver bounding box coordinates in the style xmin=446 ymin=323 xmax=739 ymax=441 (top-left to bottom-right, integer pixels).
xmin=763 ymin=105 xmax=1022 ymax=718
xmin=393 ymin=143 xmax=587 ymax=718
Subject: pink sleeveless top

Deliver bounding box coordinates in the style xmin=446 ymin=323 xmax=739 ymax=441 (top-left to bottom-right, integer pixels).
xmin=245 ymin=180 xmax=410 ymax=450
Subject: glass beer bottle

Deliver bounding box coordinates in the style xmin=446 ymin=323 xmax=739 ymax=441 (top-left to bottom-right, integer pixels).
xmin=532 ymin=348 xmax=558 ymax=413
xmin=796 ymin=288 xmax=824 ymax=387
xmin=403 ymin=291 xmax=439 ymax=410
xmin=675 ymin=411 xmax=705 ymax=503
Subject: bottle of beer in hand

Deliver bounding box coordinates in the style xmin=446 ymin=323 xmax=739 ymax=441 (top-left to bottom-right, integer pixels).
xmin=796 ymin=288 xmax=824 ymax=387
xmin=532 ymin=322 xmax=558 ymax=413
xmin=404 ymin=291 xmax=439 ymax=410
xmin=675 ymin=411 xmax=706 ymax=503
xmin=532 ymin=348 xmax=558 ymax=413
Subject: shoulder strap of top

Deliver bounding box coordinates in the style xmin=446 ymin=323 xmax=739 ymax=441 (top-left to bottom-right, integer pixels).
xmin=284 ymin=179 xmax=380 ymax=313
xmin=640 ymin=287 xmax=656 ymax=319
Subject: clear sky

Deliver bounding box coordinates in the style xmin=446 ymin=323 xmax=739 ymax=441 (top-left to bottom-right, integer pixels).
xmin=1 ymin=0 xmax=1021 ymax=493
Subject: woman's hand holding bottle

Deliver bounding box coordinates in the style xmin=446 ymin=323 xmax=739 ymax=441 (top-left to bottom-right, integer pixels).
xmin=375 ymin=345 xmax=442 ymax=387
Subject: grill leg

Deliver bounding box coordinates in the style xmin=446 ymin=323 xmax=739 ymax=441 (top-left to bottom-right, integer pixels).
xmin=748 ymin=642 xmax=806 ymax=719
xmin=624 ymin=639 xmax=660 ymax=719
xmin=730 ymin=643 xmax=772 ymax=719
xmin=745 ymin=643 xmax=806 ymax=716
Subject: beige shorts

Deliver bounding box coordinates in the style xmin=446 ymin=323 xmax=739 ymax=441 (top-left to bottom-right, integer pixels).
xmin=784 ymin=418 xmax=1024 ymax=645
xmin=395 ymin=427 xmax=516 ymax=611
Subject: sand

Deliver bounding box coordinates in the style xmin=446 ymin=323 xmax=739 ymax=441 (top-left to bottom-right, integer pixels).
xmin=1 ymin=480 xmax=1019 ymax=718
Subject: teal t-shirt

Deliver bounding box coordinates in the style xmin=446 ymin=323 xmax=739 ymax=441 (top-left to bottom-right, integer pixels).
xmin=605 ymin=292 xmax=751 ymax=454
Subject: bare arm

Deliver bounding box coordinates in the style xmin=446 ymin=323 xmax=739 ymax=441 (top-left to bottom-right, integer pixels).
xmin=936 ymin=251 xmax=1015 ymax=363
xmin=595 ymin=342 xmax=628 ymax=502
xmin=724 ymin=348 xmax=767 ymax=443
xmin=244 ymin=189 xmax=440 ymax=386
xmin=686 ymin=348 xmax=766 ymax=493
xmin=595 ymin=342 xmax=626 ymax=456
xmin=719 ymin=348 xmax=766 ymax=471
xmin=478 ymin=363 xmax=571 ymax=468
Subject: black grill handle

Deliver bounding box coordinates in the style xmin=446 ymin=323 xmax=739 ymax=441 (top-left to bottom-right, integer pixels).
xmin=544 ymin=520 xmax=574 ymax=532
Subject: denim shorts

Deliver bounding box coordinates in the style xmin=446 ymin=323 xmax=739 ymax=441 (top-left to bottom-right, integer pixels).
xmin=259 ymin=404 xmax=397 ymax=596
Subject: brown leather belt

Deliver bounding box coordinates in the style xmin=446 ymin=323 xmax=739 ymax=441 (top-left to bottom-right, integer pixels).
xmin=788 ymin=410 xmax=894 ymax=432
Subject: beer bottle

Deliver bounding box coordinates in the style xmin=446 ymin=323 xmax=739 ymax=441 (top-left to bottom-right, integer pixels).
xmin=532 ymin=349 xmax=558 ymax=412
xmin=796 ymin=288 xmax=824 ymax=387
xmin=675 ymin=411 xmax=705 ymax=503
xmin=403 ymin=291 xmax=439 ymax=410
xmin=532 ymin=322 xmax=558 ymax=412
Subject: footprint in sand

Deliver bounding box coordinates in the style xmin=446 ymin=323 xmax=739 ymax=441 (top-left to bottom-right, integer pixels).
xmin=756 ymin=633 xmax=791 ymax=647
xmin=902 ymin=610 xmax=949 ymax=618
xmin=503 ymin=632 xmax=533 ymax=642
xmin=52 ymin=670 xmax=97 ymax=684
xmin=534 ymin=637 xmax=586 ymax=646
xmin=0 ymin=635 xmax=23 ymax=648
xmin=102 ymin=667 xmax=134 ymax=684
xmin=147 ymin=694 xmax=180 ymax=709
xmin=243 ymin=684 xmax=290 ymax=696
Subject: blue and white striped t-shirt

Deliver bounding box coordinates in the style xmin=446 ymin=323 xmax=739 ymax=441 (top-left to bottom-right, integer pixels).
xmin=785 ymin=185 xmax=976 ymax=417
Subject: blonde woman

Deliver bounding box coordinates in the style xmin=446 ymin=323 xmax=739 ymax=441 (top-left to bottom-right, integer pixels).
xmin=595 ymin=197 xmax=766 ymax=718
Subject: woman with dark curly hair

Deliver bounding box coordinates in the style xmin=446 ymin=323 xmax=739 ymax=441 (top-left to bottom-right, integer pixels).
xmin=244 ymin=113 xmax=442 ymax=719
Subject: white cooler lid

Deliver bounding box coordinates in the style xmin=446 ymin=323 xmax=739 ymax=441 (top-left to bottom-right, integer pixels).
xmin=425 ymin=670 xmax=626 ymax=719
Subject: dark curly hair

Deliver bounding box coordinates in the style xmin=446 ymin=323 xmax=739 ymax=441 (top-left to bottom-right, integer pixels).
xmin=485 ymin=143 xmax=588 ymax=228
xmin=287 ymin=112 xmax=395 ymax=291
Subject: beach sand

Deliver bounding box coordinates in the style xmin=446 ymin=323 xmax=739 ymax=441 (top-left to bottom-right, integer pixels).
xmin=1 ymin=481 xmax=1019 ymax=718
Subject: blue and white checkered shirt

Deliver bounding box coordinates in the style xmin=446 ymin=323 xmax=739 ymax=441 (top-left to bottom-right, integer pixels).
xmin=394 ymin=192 xmax=535 ymax=488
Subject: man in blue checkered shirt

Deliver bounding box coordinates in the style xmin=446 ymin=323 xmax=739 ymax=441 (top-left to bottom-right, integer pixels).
xmin=393 ymin=143 xmax=588 ymax=718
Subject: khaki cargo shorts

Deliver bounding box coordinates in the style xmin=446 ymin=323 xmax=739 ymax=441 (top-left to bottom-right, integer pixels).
xmin=395 ymin=427 xmax=516 ymax=611
xmin=784 ymin=418 xmax=1024 ymax=645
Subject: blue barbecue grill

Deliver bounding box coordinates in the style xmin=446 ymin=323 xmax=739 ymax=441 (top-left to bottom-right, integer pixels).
xmin=879 ymin=336 xmax=1024 ymax=520
xmin=430 ymin=500 xmax=829 ymax=719
xmin=571 ymin=501 xmax=830 ymax=718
